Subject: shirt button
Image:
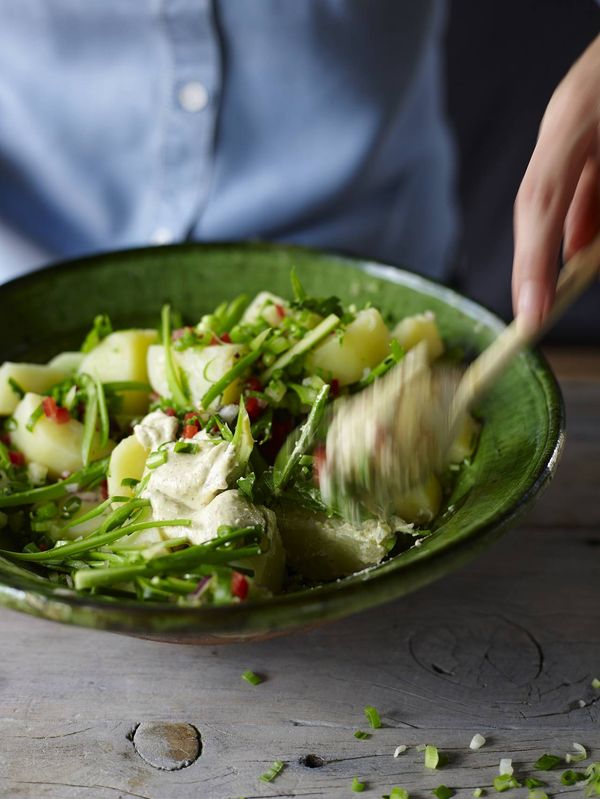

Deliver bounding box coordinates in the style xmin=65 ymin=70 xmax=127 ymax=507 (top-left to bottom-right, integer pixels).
xmin=178 ymin=81 xmax=209 ymax=113
xmin=152 ymin=226 xmax=173 ymax=245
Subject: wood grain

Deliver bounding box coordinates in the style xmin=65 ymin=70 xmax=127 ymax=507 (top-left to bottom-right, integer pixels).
xmin=0 ymin=355 xmax=599 ymax=798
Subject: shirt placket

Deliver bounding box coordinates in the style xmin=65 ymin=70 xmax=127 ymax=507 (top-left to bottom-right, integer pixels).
xmin=152 ymin=0 xmax=221 ymax=245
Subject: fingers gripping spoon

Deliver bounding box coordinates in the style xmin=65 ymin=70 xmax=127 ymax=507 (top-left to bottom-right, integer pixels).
xmin=320 ymin=233 xmax=600 ymax=522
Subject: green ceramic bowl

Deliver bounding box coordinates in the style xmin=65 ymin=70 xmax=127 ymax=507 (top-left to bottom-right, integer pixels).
xmin=0 ymin=243 xmax=564 ymax=643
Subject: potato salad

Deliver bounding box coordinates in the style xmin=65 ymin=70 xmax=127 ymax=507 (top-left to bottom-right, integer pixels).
xmin=0 ymin=272 xmax=479 ymax=605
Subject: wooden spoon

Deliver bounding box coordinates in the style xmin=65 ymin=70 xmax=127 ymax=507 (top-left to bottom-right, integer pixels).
xmin=320 ymin=233 xmax=600 ymax=521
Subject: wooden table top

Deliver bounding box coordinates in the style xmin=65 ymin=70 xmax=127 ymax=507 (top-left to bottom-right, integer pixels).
xmin=1 ymin=348 xmax=599 ymax=799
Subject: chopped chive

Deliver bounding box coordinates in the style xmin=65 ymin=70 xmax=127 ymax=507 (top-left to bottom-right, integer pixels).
xmin=470 ymin=733 xmax=486 ymax=750
xmin=534 ymin=754 xmax=562 ymax=771
xmin=102 ymin=381 xmax=152 ymax=393
xmin=201 ymin=347 xmax=264 ymax=409
xmin=528 ymin=791 xmax=548 ymax=799
xmin=364 ymin=705 xmax=381 ymax=729
xmin=262 ymin=313 xmax=340 ymax=381
xmin=561 ymin=770 xmax=587 ymax=786
xmin=433 ymin=786 xmax=454 ymax=799
xmin=61 ymin=496 xmax=82 ymax=519
xmin=241 ymin=670 xmax=262 ymax=686
xmin=147 ymin=450 xmax=168 ymax=470
xmin=95 ymin=377 xmax=110 ymax=448
xmin=0 ymin=457 xmax=109 ymax=508
xmin=81 ymin=376 xmax=98 ymax=467
xmin=493 ymin=775 xmax=521 ymax=792
xmin=566 ymin=743 xmax=588 ymax=764
xmin=473 ymin=789 xmax=484 ymax=797
xmin=0 ymin=440 xmax=10 ymax=470
xmin=8 ymin=377 xmax=25 ymax=399
xmin=524 ymin=779 xmax=545 ymax=789
xmin=174 ymin=441 xmax=199 ymax=455
xmin=354 ymin=730 xmax=371 ymax=740
xmin=81 ymin=314 xmax=112 ymax=353
xmin=26 ymin=403 xmax=44 ymax=432
xmin=162 ymin=304 xmax=189 ymax=407
xmin=425 ymin=745 xmax=440 ymax=769
xmin=352 ymin=777 xmax=366 ymax=792
xmin=389 ymin=789 xmax=409 ymax=799
xmin=259 ymin=759 xmax=284 ymax=783
xmin=121 ymin=477 xmax=140 ymax=488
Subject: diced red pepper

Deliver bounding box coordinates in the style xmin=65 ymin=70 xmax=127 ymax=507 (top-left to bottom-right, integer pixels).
xmin=0 ymin=433 xmax=10 ymax=446
xmin=183 ymin=423 xmax=199 ymax=439
xmin=246 ymin=376 xmax=262 ymax=393
xmin=184 ymin=411 xmax=199 ymax=422
xmin=100 ymin=480 xmax=109 ymax=500
xmin=220 ymin=332 xmax=232 ymax=343
xmin=275 ymin=303 xmax=286 ymax=319
xmin=245 ymin=396 xmax=262 ymax=421
xmin=209 ymin=334 xmax=219 ymax=345
xmin=231 ymin=571 xmax=249 ymax=600
xmin=330 ymin=378 xmax=340 ymax=397
xmin=42 ymin=396 xmax=71 ymax=424
xmin=163 ymin=407 xmax=177 ymax=417
xmin=8 ymin=450 xmax=25 ymax=467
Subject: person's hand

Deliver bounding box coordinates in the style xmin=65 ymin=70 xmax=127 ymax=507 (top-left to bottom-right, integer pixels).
xmin=512 ymin=33 xmax=600 ymax=334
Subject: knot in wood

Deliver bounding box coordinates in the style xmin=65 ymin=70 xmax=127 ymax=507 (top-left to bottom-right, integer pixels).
xmin=131 ymin=722 xmax=201 ymax=771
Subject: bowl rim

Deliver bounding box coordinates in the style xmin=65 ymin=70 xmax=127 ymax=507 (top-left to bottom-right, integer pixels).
xmin=0 ymin=241 xmax=565 ymax=636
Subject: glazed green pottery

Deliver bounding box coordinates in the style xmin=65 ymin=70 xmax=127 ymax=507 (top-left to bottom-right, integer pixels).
xmin=0 ymin=243 xmax=564 ymax=643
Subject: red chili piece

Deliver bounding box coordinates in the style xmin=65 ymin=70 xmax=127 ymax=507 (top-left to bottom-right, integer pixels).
xmin=330 ymin=378 xmax=340 ymax=397
xmin=231 ymin=571 xmax=249 ymax=600
xmin=220 ymin=332 xmax=232 ymax=343
xmin=42 ymin=397 xmax=71 ymax=424
xmin=275 ymin=303 xmax=286 ymax=319
xmin=245 ymin=376 xmax=262 ymax=393
xmin=183 ymin=423 xmax=199 ymax=439
xmin=312 ymin=443 xmax=327 ymax=484
xmin=245 ymin=397 xmax=262 ymax=421
xmin=163 ymin=407 xmax=177 ymax=417
xmin=100 ymin=480 xmax=109 ymax=500
xmin=8 ymin=450 xmax=25 ymax=467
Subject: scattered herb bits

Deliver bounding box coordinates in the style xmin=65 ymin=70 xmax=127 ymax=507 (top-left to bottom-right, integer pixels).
xmin=470 ymin=734 xmax=486 ymax=751
xmin=561 ymin=770 xmax=587 ymax=786
xmin=241 ymin=670 xmax=262 ymax=686
xmin=259 ymin=759 xmax=284 ymax=783
xmin=352 ymin=777 xmax=366 ymax=792
xmin=364 ymin=705 xmax=382 ymax=729
xmin=354 ymin=730 xmax=371 ymax=740
xmin=493 ymin=775 xmax=521 ymax=792
xmin=425 ymin=745 xmax=441 ymax=770
xmin=528 ymin=790 xmax=548 ymax=799
xmin=433 ymin=786 xmax=454 ymax=799
xmin=525 ymin=779 xmax=545 ymax=789
xmin=473 ymin=789 xmax=484 ymax=797
xmin=388 ymin=788 xmax=409 ymax=799
xmin=499 ymin=759 xmax=513 ymax=776
xmin=534 ymin=754 xmax=562 ymax=771
xmin=566 ymin=743 xmax=587 ymax=764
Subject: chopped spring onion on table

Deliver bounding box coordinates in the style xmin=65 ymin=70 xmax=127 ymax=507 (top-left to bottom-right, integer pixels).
xmin=241 ymin=670 xmax=263 ymax=686
xmin=566 ymin=743 xmax=588 ymax=764
xmin=528 ymin=790 xmax=548 ymax=799
xmin=493 ymin=775 xmax=521 ymax=792
xmin=425 ymin=745 xmax=441 ymax=769
xmin=387 ymin=789 xmax=409 ymax=799
xmin=259 ymin=759 xmax=285 ymax=783
xmin=473 ymin=789 xmax=484 ymax=797
xmin=499 ymin=759 xmax=513 ymax=776
xmin=534 ymin=754 xmax=562 ymax=771
xmin=469 ymin=733 xmax=486 ymax=750
xmin=354 ymin=730 xmax=371 ymax=740
xmin=433 ymin=786 xmax=454 ymax=799
xmin=394 ymin=745 xmax=408 ymax=757
xmin=524 ymin=779 xmax=545 ymax=789
xmin=363 ymin=704 xmax=382 ymax=729
xmin=352 ymin=777 xmax=366 ymax=792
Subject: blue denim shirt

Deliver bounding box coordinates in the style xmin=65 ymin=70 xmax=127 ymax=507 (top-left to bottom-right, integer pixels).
xmin=0 ymin=0 xmax=456 ymax=284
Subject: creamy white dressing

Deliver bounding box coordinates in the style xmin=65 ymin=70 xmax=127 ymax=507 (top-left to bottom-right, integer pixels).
xmin=134 ymin=409 xmax=178 ymax=451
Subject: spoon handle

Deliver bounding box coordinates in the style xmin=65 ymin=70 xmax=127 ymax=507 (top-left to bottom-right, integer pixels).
xmin=454 ymin=232 xmax=600 ymax=416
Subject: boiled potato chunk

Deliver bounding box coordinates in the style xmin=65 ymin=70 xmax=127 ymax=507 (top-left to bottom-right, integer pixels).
xmin=448 ymin=413 xmax=480 ymax=464
xmin=11 ymin=393 xmax=113 ymax=478
xmin=107 ymin=435 xmax=148 ymax=498
xmin=79 ymin=330 xmax=158 ymax=414
xmin=305 ymin=308 xmax=390 ymax=386
xmin=242 ymin=291 xmax=288 ymax=328
xmin=275 ymin=501 xmax=395 ymax=582
xmin=48 ymin=351 xmax=84 ymax=374
xmin=0 ymin=362 xmax=67 ymax=415
xmin=394 ymin=474 xmax=442 ymax=525
xmin=392 ymin=312 xmax=444 ymax=362
xmin=147 ymin=343 xmax=248 ymax=409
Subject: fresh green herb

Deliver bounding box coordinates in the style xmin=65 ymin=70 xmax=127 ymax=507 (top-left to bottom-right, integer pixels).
xmin=61 ymin=496 xmax=82 ymax=519
xmin=273 ymin=383 xmax=329 ymax=492
xmin=94 ymin=377 xmax=110 ymax=448
xmin=534 ymin=754 xmax=562 ymax=771
xmin=356 ymin=339 xmax=405 ymax=389
xmin=473 ymin=789 xmax=484 ymax=797
xmin=389 ymin=789 xmax=409 ymax=799
xmin=26 ymin=403 xmax=44 ymax=432
xmin=259 ymin=759 xmax=284 ymax=783
xmin=262 ymin=313 xmax=340 ymax=381
xmin=585 ymin=763 xmax=600 ymax=797
xmin=174 ymin=441 xmax=199 ymax=455
xmin=290 ymin=267 xmax=307 ymax=302
xmin=102 ymin=381 xmax=152 ymax=393
xmin=121 ymin=478 xmax=140 ymax=489
xmin=433 ymin=786 xmax=454 ymax=799
xmin=80 ymin=376 xmax=98 ymax=467
xmin=354 ymin=730 xmax=371 ymax=740
xmin=237 ymin=472 xmax=255 ymax=500
xmin=147 ymin=450 xmax=168 ymax=470
xmin=161 ymin=305 xmax=189 ymax=407
xmin=232 ymin=400 xmax=253 ymax=470
xmin=425 ymin=745 xmax=440 ymax=770
xmin=364 ymin=705 xmax=382 ymax=729
xmin=524 ymin=779 xmax=545 ymax=789
xmin=493 ymin=775 xmax=521 ymax=792
xmin=0 ymin=439 xmax=11 ymax=470
xmin=241 ymin=670 xmax=262 ymax=686
xmin=352 ymin=777 xmax=366 ymax=793
xmin=561 ymin=770 xmax=587 ymax=786
xmin=8 ymin=377 xmax=25 ymax=399
xmin=566 ymin=743 xmax=588 ymax=764
xmin=81 ymin=314 xmax=112 ymax=353
xmin=0 ymin=457 xmax=109 ymax=508
xmin=201 ymin=347 xmax=264 ymax=409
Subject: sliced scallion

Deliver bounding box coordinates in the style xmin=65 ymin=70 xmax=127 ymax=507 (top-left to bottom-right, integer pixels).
xmin=259 ymin=759 xmax=284 ymax=783
xmin=364 ymin=705 xmax=381 ymax=729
